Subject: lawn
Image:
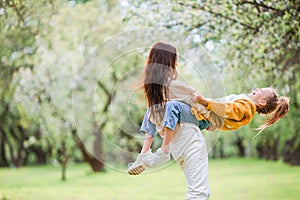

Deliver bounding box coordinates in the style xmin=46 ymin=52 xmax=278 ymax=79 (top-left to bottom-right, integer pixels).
xmin=0 ymin=159 xmax=299 ymax=200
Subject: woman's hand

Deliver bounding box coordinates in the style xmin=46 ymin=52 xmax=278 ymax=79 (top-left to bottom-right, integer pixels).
xmin=194 ymin=92 xmax=209 ymax=106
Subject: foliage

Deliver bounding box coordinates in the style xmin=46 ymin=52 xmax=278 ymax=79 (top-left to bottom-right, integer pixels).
xmin=0 ymin=0 xmax=57 ymax=167
xmin=1 ymin=0 xmax=134 ymax=177
xmin=11 ymin=0 xmax=126 ymax=174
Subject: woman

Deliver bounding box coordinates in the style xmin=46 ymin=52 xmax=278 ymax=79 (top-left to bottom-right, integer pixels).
xmin=129 ymin=41 xmax=210 ymax=199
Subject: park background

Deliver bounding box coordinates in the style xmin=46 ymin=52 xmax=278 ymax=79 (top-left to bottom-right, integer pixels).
xmin=0 ymin=0 xmax=300 ymax=199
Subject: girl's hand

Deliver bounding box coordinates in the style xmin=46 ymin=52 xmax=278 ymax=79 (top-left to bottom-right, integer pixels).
xmin=194 ymin=92 xmax=209 ymax=106
xmin=206 ymin=124 xmax=217 ymax=131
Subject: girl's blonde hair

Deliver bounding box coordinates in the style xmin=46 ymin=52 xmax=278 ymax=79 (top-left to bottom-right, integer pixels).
xmin=256 ymin=89 xmax=290 ymax=132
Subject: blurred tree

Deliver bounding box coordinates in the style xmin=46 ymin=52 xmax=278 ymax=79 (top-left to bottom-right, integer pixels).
xmin=13 ymin=0 xmax=146 ymax=176
xmin=0 ymin=0 xmax=148 ymax=178
xmin=13 ymin=0 xmax=119 ymax=174
xmin=0 ymin=0 xmax=56 ymax=167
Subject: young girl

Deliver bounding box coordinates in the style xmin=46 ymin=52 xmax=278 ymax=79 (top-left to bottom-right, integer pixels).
xmin=194 ymin=88 xmax=290 ymax=132
xmin=129 ymin=87 xmax=290 ymax=175
xmin=131 ymin=41 xmax=211 ymax=199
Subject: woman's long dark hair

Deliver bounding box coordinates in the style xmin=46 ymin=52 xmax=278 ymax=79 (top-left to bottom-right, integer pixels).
xmin=143 ymin=41 xmax=177 ymax=123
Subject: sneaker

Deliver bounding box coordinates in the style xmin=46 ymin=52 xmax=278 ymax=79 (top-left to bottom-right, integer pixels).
xmin=142 ymin=148 xmax=170 ymax=168
xmin=128 ymin=150 xmax=151 ymax=175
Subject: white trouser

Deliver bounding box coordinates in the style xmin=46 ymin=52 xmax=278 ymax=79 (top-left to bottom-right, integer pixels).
xmin=169 ymin=123 xmax=210 ymax=200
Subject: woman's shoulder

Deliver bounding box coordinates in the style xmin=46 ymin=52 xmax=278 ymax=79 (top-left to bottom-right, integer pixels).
xmin=168 ymin=79 xmax=196 ymax=101
xmin=169 ymin=80 xmax=195 ymax=93
xmin=170 ymin=80 xmax=194 ymax=89
xmin=170 ymin=79 xmax=186 ymax=85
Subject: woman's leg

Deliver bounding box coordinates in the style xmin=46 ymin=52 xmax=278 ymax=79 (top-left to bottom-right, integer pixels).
xmin=170 ymin=123 xmax=210 ymax=200
xmin=183 ymin=131 xmax=210 ymax=199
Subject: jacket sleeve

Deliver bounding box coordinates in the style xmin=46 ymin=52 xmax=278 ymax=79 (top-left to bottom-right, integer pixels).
xmin=205 ymin=99 xmax=254 ymax=121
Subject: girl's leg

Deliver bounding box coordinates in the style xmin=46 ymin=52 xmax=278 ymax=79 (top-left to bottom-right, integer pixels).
xmin=141 ymin=133 xmax=153 ymax=153
xmin=142 ymin=127 xmax=174 ymax=168
xmin=143 ymin=100 xmax=200 ymax=167
xmin=160 ymin=100 xmax=181 ymax=154
xmin=160 ymin=100 xmax=207 ymax=154
xmin=128 ymin=133 xmax=154 ymax=175
xmin=129 ymin=108 xmax=156 ymax=175
xmin=142 ymin=101 xmax=181 ymax=167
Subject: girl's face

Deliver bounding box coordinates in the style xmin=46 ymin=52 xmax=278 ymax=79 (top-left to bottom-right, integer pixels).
xmin=248 ymin=88 xmax=274 ymax=106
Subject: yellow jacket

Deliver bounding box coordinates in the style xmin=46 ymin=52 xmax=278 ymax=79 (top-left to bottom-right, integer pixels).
xmin=168 ymin=80 xmax=256 ymax=130
xmin=203 ymin=98 xmax=256 ymax=130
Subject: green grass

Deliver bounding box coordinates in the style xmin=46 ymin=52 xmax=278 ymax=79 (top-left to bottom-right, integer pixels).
xmin=0 ymin=159 xmax=299 ymax=200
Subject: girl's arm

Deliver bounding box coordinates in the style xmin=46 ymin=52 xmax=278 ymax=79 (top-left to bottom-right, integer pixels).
xmin=194 ymin=92 xmax=256 ymax=121
xmin=194 ymin=92 xmax=209 ymax=106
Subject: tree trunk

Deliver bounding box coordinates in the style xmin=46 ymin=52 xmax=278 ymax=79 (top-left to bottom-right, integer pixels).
xmin=71 ymin=128 xmax=104 ymax=172
xmin=31 ymin=129 xmax=49 ymax=165
xmin=219 ymin=137 xmax=224 ymax=158
xmin=93 ymin=122 xmax=104 ymax=168
xmin=255 ymin=134 xmax=279 ymax=161
xmin=211 ymin=137 xmax=224 ymax=159
xmin=0 ymin=130 xmax=9 ymax=167
xmin=58 ymin=141 xmax=69 ymax=181
xmin=272 ymin=136 xmax=279 ymax=161
xmin=256 ymin=140 xmax=264 ymax=158
xmin=28 ymin=145 xmax=48 ymax=165
xmin=62 ymin=160 xmax=67 ymax=181
xmin=264 ymin=135 xmax=279 ymax=161
xmin=282 ymin=137 xmax=300 ymax=166
xmin=234 ymin=135 xmax=245 ymax=157
xmin=6 ymin=127 xmax=25 ymax=167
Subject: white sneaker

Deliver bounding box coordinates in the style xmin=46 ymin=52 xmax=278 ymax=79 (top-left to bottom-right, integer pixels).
xmin=128 ymin=150 xmax=151 ymax=175
xmin=142 ymin=148 xmax=170 ymax=168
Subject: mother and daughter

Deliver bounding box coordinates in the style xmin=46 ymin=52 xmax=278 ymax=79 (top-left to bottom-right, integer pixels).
xmin=128 ymin=41 xmax=290 ymax=200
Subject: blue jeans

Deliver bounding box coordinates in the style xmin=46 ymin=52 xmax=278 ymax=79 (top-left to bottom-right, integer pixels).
xmin=140 ymin=100 xmax=210 ymax=137
xmin=163 ymin=100 xmax=210 ymax=131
